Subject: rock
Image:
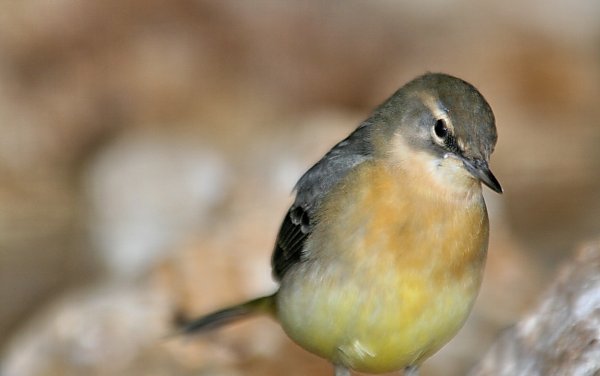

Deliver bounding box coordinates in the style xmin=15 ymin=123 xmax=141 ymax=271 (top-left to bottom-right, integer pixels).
xmin=470 ymin=240 xmax=600 ymax=376
xmin=84 ymin=130 xmax=232 ymax=278
xmin=0 ymin=282 xmax=175 ymax=376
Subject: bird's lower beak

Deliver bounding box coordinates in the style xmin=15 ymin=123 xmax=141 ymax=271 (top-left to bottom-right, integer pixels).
xmin=462 ymin=158 xmax=503 ymax=193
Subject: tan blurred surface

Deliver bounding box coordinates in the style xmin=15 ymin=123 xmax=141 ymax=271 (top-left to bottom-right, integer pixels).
xmin=0 ymin=1 xmax=599 ymax=375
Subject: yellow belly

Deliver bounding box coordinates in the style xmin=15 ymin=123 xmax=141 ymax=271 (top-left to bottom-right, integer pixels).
xmin=276 ymin=162 xmax=489 ymax=373
xmin=277 ymin=263 xmax=483 ymax=373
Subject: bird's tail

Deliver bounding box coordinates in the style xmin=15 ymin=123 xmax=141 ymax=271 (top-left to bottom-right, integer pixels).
xmin=179 ymin=294 xmax=276 ymax=335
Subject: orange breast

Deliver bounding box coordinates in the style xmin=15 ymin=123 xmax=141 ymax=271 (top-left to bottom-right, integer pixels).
xmin=277 ymin=160 xmax=489 ymax=373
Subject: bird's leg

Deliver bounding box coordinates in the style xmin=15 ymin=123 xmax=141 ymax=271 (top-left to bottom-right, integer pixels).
xmin=403 ymin=365 xmax=419 ymax=376
xmin=334 ymin=365 xmax=351 ymax=376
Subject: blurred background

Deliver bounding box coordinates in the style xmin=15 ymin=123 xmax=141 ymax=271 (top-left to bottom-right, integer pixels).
xmin=0 ymin=1 xmax=599 ymax=375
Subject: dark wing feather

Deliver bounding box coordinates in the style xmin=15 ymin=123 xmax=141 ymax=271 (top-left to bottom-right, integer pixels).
xmin=271 ymin=206 xmax=309 ymax=280
xmin=271 ymin=122 xmax=374 ymax=280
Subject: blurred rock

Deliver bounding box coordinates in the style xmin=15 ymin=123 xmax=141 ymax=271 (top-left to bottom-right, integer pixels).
xmin=0 ymin=280 xmax=180 ymax=376
xmin=0 ymin=113 xmax=354 ymax=376
xmin=84 ymin=129 xmax=232 ymax=278
xmin=470 ymin=239 xmax=600 ymax=376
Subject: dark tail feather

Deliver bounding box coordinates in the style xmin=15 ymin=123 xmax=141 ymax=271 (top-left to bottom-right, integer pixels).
xmin=179 ymin=294 xmax=275 ymax=335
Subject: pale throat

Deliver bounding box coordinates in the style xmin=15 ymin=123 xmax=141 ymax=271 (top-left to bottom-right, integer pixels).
xmin=388 ymin=133 xmax=481 ymax=202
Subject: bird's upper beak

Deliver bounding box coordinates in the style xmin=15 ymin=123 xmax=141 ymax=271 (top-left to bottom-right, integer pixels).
xmin=462 ymin=158 xmax=503 ymax=193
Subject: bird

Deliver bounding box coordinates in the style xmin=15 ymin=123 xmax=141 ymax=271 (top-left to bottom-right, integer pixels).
xmin=179 ymin=73 xmax=503 ymax=376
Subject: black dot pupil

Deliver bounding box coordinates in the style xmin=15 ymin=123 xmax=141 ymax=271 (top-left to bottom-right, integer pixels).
xmin=434 ymin=119 xmax=448 ymax=138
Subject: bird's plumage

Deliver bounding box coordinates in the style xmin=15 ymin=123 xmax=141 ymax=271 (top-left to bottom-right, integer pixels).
xmin=179 ymin=73 xmax=502 ymax=376
xmin=276 ymin=157 xmax=489 ymax=372
xmin=272 ymin=122 xmax=374 ymax=280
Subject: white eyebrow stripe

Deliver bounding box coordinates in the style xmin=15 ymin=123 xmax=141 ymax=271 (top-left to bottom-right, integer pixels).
xmin=419 ymin=93 xmax=454 ymax=134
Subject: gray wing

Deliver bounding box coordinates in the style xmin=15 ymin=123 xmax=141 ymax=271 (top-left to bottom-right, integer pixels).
xmin=271 ymin=123 xmax=374 ymax=281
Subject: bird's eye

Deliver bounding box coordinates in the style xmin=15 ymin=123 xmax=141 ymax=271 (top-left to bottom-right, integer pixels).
xmin=433 ymin=119 xmax=448 ymax=139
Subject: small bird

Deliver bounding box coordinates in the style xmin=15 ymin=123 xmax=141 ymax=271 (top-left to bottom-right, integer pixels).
xmin=180 ymin=73 xmax=502 ymax=376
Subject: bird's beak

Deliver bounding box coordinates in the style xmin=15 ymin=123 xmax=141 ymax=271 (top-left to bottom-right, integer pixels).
xmin=462 ymin=158 xmax=503 ymax=193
